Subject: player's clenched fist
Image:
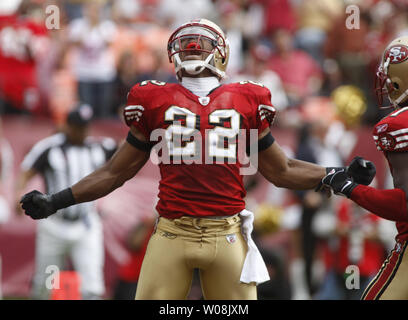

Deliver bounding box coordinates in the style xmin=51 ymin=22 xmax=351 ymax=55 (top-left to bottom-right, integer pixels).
xmin=321 ymin=156 xmax=377 ymax=197
xmin=20 ymin=188 xmax=76 ymax=220
xmin=347 ymin=156 xmax=376 ymax=186
xmin=316 ymin=156 xmax=376 ymax=197
xmin=20 ymin=190 xmax=56 ymax=219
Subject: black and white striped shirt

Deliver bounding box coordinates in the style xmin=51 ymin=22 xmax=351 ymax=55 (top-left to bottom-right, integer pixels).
xmin=21 ymin=133 xmax=117 ymax=221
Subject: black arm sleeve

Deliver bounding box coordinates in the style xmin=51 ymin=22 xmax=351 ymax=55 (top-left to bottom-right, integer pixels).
xmin=126 ymin=131 xmax=152 ymax=152
xmin=258 ymin=132 xmax=275 ymax=152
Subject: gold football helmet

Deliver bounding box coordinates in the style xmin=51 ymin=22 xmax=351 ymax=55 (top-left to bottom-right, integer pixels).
xmin=376 ymin=36 xmax=408 ymax=108
xmin=167 ymin=19 xmax=229 ymax=80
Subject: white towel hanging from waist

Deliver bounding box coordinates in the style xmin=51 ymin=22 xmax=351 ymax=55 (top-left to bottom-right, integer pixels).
xmin=239 ymin=209 xmax=270 ymax=285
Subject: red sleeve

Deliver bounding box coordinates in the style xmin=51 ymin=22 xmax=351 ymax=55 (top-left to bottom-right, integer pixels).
xmin=253 ymin=86 xmax=276 ymax=134
xmin=350 ymin=184 xmax=408 ymax=222
xmin=125 ymin=85 xmax=151 ymax=140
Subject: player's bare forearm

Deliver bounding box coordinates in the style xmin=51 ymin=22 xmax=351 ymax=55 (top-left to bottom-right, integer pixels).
xmin=282 ymin=158 xmax=326 ymax=189
xmin=71 ymin=140 xmax=149 ymax=203
xmin=258 ymin=141 xmax=325 ymax=190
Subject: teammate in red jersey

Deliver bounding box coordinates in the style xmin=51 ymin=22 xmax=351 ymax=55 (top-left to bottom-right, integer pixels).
xmin=19 ymin=19 xmax=373 ymax=300
xmin=321 ymin=36 xmax=408 ymax=300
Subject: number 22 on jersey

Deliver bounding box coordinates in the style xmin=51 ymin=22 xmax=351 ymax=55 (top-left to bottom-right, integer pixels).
xmin=152 ymin=106 xmax=242 ymax=164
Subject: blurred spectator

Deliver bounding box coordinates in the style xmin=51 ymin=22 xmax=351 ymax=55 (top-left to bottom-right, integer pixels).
xmin=293 ymin=111 xmax=343 ymax=297
xmin=294 ymin=0 xmax=344 ymax=67
xmin=112 ymin=51 xmax=139 ymax=116
xmin=218 ymin=3 xmax=245 ymax=77
xmin=324 ymin=6 xmax=371 ymax=104
xmin=324 ymin=85 xmax=367 ymax=162
xmin=111 ymin=0 xmax=142 ymax=24
xmin=230 ymin=43 xmax=289 ymax=111
xmin=231 ymin=0 xmax=264 ymax=41
xmin=134 ymin=49 xmax=177 ymax=84
xmin=246 ymin=145 xmax=297 ymax=300
xmin=110 ymin=1 xmax=173 ymax=85
xmin=111 ymin=0 xmax=161 ymax=24
xmin=156 ymin=0 xmax=216 ymax=30
xmin=268 ymin=28 xmax=323 ymax=107
xmin=314 ymin=199 xmax=388 ymax=300
xmin=255 ymin=0 xmax=296 ymax=35
xmin=0 ymin=0 xmax=50 ymax=115
xmin=251 ymin=203 xmax=292 ymax=300
xmin=64 ymin=0 xmax=85 ymax=21
xmin=0 ymin=0 xmax=22 ymax=15
xmin=15 ymin=104 xmax=117 ymax=299
xmin=112 ymin=217 xmax=155 ymax=300
xmin=67 ymin=0 xmax=117 ymax=118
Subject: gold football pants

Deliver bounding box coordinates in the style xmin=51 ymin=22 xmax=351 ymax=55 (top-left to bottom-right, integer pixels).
xmin=361 ymin=240 xmax=408 ymax=300
xmin=135 ymin=215 xmax=257 ymax=300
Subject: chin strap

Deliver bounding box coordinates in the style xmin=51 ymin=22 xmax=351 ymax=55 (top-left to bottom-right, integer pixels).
xmin=174 ymin=53 xmax=225 ymax=79
xmin=394 ymin=88 xmax=408 ymax=105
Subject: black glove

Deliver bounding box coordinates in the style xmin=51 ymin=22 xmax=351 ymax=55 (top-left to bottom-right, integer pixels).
xmin=322 ymin=169 xmax=358 ymax=197
xmin=20 ymin=188 xmax=76 ymax=220
xmin=347 ymin=156 xmax=376 ymax=186
xmin=316 ymin=157 xmax=376 ymax=193
xmin=315 ymin=167 xmax=345 ymax=192
xmin=20 ymin=190 xmax=56 ymax=219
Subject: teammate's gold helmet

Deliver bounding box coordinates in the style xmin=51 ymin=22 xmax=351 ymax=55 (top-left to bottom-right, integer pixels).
xmin=376 ymin=36 xmax=408 ymax=108
xmin=167 ymin=18 xmax=229 ymax=80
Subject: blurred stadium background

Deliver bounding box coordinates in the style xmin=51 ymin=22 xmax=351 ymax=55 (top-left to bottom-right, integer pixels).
xmin=0 ymin=0 xmax=405 ymax=300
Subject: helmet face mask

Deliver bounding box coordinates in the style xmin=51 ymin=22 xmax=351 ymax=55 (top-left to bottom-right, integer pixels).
xmin=375 ymin=64 xmax=394 ymax=109
xmin=167 ymin=19 xmax=229 ymax=80
xmin=169 ymin=34 xmax=218 ymax=58
xmin=375 ymin=37 xmax=408 ymax=109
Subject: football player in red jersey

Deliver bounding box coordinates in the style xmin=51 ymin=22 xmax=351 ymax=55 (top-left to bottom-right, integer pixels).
xmin=321 ymin=36 xmax=408 ymax=300
xmin=19 ymin=19 xmax=374 ymax=300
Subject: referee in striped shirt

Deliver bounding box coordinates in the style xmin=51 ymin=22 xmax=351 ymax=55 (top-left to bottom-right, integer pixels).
xmin=16 ymin=104 xmax=117 ymax=299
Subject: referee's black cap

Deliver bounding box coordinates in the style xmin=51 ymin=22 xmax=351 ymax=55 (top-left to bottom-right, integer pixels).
xmin=66 ymin=104 xmax=94 ymax=126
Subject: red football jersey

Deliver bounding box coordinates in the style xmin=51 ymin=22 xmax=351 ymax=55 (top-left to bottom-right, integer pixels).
xmin=373 ymin=106 xmax=408 ymax=241
xmin=126 ymin=80 xmax=273 ymax=218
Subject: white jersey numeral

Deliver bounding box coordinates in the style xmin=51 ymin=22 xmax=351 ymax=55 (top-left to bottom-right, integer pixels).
xmin=164 ymin=106 xmax=241 ymax=160
xmin=164 ymin=106 xmax=198 ymax=157
xmin=208 ymin=109 xmax=240 ymax=160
